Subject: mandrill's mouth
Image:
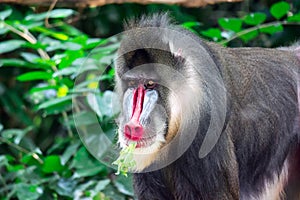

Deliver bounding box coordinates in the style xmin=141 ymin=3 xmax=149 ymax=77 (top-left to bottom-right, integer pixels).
xmin=118 ymin=128 xmax=165 ymax=171
xmin=124 ymin=134 xmax=156 ymax=148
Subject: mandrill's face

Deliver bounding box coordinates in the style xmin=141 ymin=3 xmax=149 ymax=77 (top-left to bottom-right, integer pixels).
xmin=115 ymin=48 xmax=184 ymax=171
xmin=116 ymin=66 xmax=169 ymax=171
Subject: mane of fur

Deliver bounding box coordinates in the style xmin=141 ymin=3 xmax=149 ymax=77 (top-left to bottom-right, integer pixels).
xmin=124 ymin=13 xmax=174 ymax=30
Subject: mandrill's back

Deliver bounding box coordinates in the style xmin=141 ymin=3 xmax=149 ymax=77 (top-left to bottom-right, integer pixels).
xmin=211 ymin=44 xmax=300 ymax=199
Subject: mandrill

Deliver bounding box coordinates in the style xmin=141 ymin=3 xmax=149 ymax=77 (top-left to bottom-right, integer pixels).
xmin=114 ymin=14 xmax=300 ymax=200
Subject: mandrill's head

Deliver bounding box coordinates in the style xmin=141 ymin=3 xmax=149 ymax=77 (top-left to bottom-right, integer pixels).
xmin=114 ymin=14 xmax=205 ymax=172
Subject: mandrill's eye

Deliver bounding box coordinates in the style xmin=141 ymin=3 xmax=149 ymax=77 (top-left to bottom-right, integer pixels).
xmin=145 ymin=80 xmax=156 ymax=89
xmin=128 ymin=80 xmax=135 ymax=87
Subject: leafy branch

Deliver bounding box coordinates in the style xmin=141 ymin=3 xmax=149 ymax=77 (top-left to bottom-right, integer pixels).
xmin=220 ymin=20 xmax=300 ymax=45
xmin=0 ymin=137 xmax=43 ymax=164
xmin=1 ymin=14 xmax=74 ymax=138
xmin=197 ymin=1 xmax=300 ymax=45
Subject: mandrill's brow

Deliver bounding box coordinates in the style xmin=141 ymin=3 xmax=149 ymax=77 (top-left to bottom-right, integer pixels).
xmin=121 ymin=68 xmax=160 ymax=83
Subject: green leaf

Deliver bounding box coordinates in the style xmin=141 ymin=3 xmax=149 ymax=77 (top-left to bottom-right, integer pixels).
xmin=22 ymin=41 xmax=47 ymax=50
xmin=20 ymin=52 xmax=39 ymax=63
xmin=46 ymin=42 xmax=83 ymax=52
xmin=0 ymin=155 xmax=8 ymax=167
xmin=114 ymin=175 xmax=134 ymax=196
xmin=72 ymin=111 xmax=98 ymax=127
xmin=94 ymin=179 xmax=110 ymax=192
xmin=69 ymin=35 xmax=88 ymax=46
xmin=201 ymin=28 xmax=222 ymax=41
xmin=45 ymin=9 xmax=75 ymax=18
xmin=29 ymin=85 xmax=57 ymax=95
xmin=61 ymin=42 xmax=82 ymax=51
xmin=0 ymin=40 xmax=25 ymax=54
xmin=33 ymin=58 xmax=56 ymax=68
xmin=42 ymin=155 xmax=64 ymax=173
xmin=87 ymin=91 xmax=120 ymax=118
xmin=90 ymin=43 xmax=119 ymax=59
xmin=0 ymin=26 xmax=9 ymax=35
xmin=70 ymin=147 xmax=99 ymax=169
xmin=103 ymin=185 xmax=126 ymax=200
xmin=287 ymin=13 xmax=300 ymax=22
xmin=73 ymin=167 xmax=106 ymax=178
xmin=37 ymin=95 xmax=72 ymax=110
xmin=16 ymin=21 xmax=43 ymax=29
xmin=182 ymin=21 xmax=202 ymax=29
xmin=86 ymin=94 xmax=102 ymax=118
xmin=25 ymin=9 xmax=75 ymax=21
xmin=72 ymin=180 xmax=99 ymax=198
xmin=58 ymin=49 xmax=84 ymax=69
xmin=17 ymin=71 xmax=52 ymax=81
xmin=76 ymin=180 xmax=96 ymax=192
xmin=50 ymin=178 xmax=77 ymax=197
xmin=108 ymin=68 xmax=115 ymax=77
xmin=0 ymin=9 xmax=12 ymax=20
xmin=7 ymin=164 xmax=24 ymax=172
xmin=21 ymin=153 xmax=41 ymax=166
xmin=244 ymin=12 xmax=267 ymax=25
xmin=71 ymin=147 xmax=106 ymax=178
xmin=53 ymin=66 xmax=78 ymax=77
xmin=239 ymin=30 xmax=259 ymax=42
xmin=1 ymin=126 xmax=33 ymax=144
xmin=59 ymin=23 xmax=83 ymax=37
xmin=218 ymin=18 xmax=243 ymax=32
xmin=15 ymin=183 xmax=43 ymax=200
xmin=25 ymin=13 xmax=46 ymax=21
xmin=270 ymin=1 xmax=290 ymax=19
xmin=259 ymin=24 xmax=283 ymax=35
xmin=85 ymin=38 xmax=105 ymax=50
xmin=1 ymin=129 xmax=24 ymax=144
xmin=61 ymin=141 xmax=80 ymax=165
xmin=41 ymin=101 xmax=72 ymax=115
xmin=31 ymin=26 xmax=69 ymax=41
xmin=0 ymin=59 xmax=33 ymax=68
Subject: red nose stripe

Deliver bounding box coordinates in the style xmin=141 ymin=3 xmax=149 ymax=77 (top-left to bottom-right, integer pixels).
xmin=124 ymin=85 xmax=145 ymax=141
xmin=131 ymin=85 xmax=145 ymax=122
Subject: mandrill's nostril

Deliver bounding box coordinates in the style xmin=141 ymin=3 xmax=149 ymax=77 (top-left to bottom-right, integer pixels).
xmin=135 ymin=127 xmax=142 ymax=133
xmin=124 ymin=121 xmax=144 ymax=141
xmin=125 ymin=125 xmax=131 ymax=138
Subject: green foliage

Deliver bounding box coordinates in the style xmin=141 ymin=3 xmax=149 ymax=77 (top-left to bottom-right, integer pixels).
xmin=25 ymin=9 xmax=75 ymax=21
xmin=243 ymin=12 xmax=266 ymax=26
xmin=287 ymin=12 xmax=300 ymax=22
xmin=270 ymin=1 xmax=290 ymax=20
xmin=200 ymin=28 xmax=222 ymax=42
xmin=17 ymin=71 xmax=53 ymax=81
xmin=259 ymin=24 xmax=284 ymax=35
xmin=0 ymin=5 xmax=128 ymax=200
xmin=0 ymin=40 xmax=26 ymax=54
xmin=42 ymin=155 xmax=65 ymax=173
xmin=218 ymin=18 xmax=243 ymax=32
xmin=198 ymin=2 xmax=300 ymax=45
xmin=113 ymin=143 xmax=137 ymax=177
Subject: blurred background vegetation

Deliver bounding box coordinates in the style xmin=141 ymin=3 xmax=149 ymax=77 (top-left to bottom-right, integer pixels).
xmin=0 ymin=1 xmax=300 ymax=199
